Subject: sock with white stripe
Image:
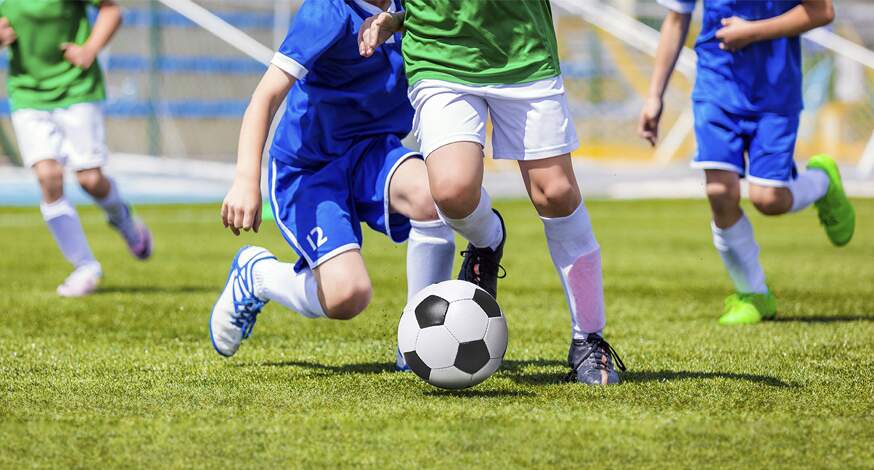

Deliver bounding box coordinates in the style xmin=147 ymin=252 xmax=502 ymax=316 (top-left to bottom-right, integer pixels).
xmin=40 ymin=197 xmax=100 ymax=270
xmin=437 ymin=188 xmax=503 ymax=250
xmin=788 ymin=169 xmax=830 ymax=213
xmin=406 ymin=219 xmax=455 ymax=300
xmin=253 ymin=260 xmax=326 ymax=319
xmin=542 ymin=201 xmax=606 ymax=340
xmin=711 ymin=214 xmax=768 ymax=294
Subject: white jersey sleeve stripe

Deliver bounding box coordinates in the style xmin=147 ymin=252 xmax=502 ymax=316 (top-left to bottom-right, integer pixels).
xmin=657 ymin=0 xmax=696 ymax=14
xmin=271 ymin=52 xmax=308 ymax=80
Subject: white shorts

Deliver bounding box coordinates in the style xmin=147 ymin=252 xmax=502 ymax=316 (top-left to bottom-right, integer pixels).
xmin=409 ymin=77 xmax=579 ymax=160
xmin=11 ymin=102 xmax=108 ymax=170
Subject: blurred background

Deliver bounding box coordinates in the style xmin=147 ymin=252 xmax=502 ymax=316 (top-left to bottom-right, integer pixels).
xmin=0 ymin=0 xmax=872 ymax=204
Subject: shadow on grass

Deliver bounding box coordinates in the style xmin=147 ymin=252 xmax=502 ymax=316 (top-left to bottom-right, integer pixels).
xmin=622 ymin=370 xmax=792 ymax=387
xmin=240 ymin=360 xmax=394 ymax=374
xmin=772 ymin=314 xmax=874 ymax=323
xmin=97 ymin=285 xmax=214 ymax=294
xmin=423 ymin=389 xmax=533 ymax=398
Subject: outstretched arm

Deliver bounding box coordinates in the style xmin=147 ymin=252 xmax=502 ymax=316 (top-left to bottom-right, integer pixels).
xmin=222 ymin=65 xmax=296 ymax=235
xmin=716 ymin=0 xmax=834 ymax=51
xmin=358 ymin=11 xmax=404 ymax=57
xmin=62 ymin=0 xmax=123 ymax=69
xmin=638 ymin=11 xmax=692 ymax=147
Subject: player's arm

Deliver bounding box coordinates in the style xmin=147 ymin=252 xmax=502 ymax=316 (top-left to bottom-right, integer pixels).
xmin=358 ymin=11 xmax=405 ymax=57
xmin=62 ymin=0 xmax=122 ymax=69
xmin=222 ymin=65 xmax=296 ymax=235
xmin=638 ymin=10 xmax=692 ymax=147
xmin=0 ymin=17 xmax=15 ymax=48
xmin=716 ymin=0 xmax=835 ymax=52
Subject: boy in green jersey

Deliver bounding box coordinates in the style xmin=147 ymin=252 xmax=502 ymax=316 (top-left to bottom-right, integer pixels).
xmin=1 ymin=1 xmax=152 ymax=297
xmin=360 ymin=0 xmax=625 ymax=385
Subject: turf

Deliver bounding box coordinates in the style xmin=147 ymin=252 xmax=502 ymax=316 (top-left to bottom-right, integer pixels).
xmin=1 ymin=199 xmax=872 ymax=468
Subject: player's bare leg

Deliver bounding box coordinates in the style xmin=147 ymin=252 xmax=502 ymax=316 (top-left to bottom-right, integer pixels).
xmin=77 ymin=167 xmax=152 ymax=260
xmin=33 ymin=160 xmax=101 ymax=297
xmin=704 ymin=170 xmax=775 ymax=324
xmin=427 ymin=142 xmax=505 ymax=298
xmin=519 ymin=154 xmax=623 ymax=385
xmin=389 ymin=157 xmax=455 ymax=370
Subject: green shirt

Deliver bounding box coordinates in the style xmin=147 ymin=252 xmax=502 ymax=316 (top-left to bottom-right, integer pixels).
xmin=401 ymin=0 xmax=561 ymax=86
xmin=1 ymin=0 xmax=105 ymax=111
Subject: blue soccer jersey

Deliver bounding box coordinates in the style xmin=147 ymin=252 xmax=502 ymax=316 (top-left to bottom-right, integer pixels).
xmin=658 ymin=0 xmax=803 ymax=115
xmin=269 ymin=0 xmax=413 ymax=167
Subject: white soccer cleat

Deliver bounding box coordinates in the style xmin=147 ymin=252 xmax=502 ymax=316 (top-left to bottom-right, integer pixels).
xmin=209 ymin=245 xmax=276 ymax=357
xmin=56 ymin=263 xmax=102 ymax=298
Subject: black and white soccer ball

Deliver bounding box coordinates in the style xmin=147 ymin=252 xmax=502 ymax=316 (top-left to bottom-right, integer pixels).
xmin=398 ymin=280 xmax=508 ymax=389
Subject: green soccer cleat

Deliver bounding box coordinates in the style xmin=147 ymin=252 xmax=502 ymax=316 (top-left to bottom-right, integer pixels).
xmin=807 ymin=154 xmax=855 ymax=247
xmin=718 ymin=292 xmax=777 ymax=325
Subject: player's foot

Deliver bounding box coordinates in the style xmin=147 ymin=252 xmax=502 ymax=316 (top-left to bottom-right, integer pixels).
xmin=209 ymin=245 xmax=276 ymax=357
xmin=718 ymin=292 xmax=777 ymax=325
xmin=564 ymin=333 xmax=625 ymax=385
xmin=57 ymin=263 xmax=102 ymax=297
xmin=395 ymin=347 xmax=410 ymax=372
xmin=807 ymin=154 xmax=855 ymax=247
xmin=457 ymin=209 xmax=506 ymax=298
xmin=110 ymin=206 xmax=153 ymax=260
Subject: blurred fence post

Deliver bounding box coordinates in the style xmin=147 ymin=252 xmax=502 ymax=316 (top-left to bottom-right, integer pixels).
xmin=148 ymin=0 xmax=162 ymax=157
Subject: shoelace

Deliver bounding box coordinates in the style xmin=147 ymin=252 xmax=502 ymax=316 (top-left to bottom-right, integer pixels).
xmin=229 ymin=251 xmax=273 ymax=339
xmin=460 ymin=248 xmax=507 ymax=285
xmin=564 ymin=334 xmax=627 ymax=382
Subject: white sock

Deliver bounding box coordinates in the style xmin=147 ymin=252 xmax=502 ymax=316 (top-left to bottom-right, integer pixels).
xmin=95 ymin=177 xmax=138 ymax=241
xmin=788 ymin=169 xmax=829 ymax=213
xmin=406 ymin=219 xmax=455 ymax=300
xmin=711 ymin=214 xmax=768 ymax=294
xmin=252 ymin=259 xmax=325 ymax=319
xmin=40 ymin=198 xmax=99 ymax=270
xmin=542 ymin=202 xmax=605 ymax=339
xmin=437 ymin=188 xmax=503 ymax=250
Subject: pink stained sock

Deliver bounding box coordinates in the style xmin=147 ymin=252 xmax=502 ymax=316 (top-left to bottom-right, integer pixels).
xmin=566 ymin=248 xmax=606 ymax=335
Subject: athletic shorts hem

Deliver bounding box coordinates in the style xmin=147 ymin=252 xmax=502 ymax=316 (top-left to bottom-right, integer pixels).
xmin=746 ymin=175 xmax=791 ymax=188
xmin=310 ymin=243 xmax=362 ymax=269
xmin=421 ymin=133 xmax=485 ymax=159
xmin=384 ymin=152 xmax=423 ymax=243
xmin=690 ymin=160 xmax=744 ymax=174
xmin=494 ymin=140 xmax=580 ymax=161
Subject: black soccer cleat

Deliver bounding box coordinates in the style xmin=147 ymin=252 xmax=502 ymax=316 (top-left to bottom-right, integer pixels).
xmin=564 ymin=333 xmax=626 ymax=385
xmin=457 ymin=209 xmax=506 ymax=298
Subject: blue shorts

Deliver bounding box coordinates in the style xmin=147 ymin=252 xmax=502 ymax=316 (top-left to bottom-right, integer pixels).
xmin=268 ymin=134 xmax=420 ymax=272
xmin=692 ymin=101 xmax=800 ymax=187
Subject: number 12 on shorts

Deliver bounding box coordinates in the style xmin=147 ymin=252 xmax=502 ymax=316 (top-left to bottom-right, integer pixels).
xmin=307 ymin=227 xmax=328 ymax=251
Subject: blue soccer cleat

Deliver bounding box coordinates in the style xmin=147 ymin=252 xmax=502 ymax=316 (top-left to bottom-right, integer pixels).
xmin=395 ymin=347 xmax=410 ymax=372
xmin=209 ymin=245 xmax=276 ymax=357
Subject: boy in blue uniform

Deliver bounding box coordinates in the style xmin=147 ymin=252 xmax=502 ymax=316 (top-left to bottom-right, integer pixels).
xmin=209 ymin=0 xmax=454 ymax=365
xmin=640 ymin=0 xmax=855 ymax=324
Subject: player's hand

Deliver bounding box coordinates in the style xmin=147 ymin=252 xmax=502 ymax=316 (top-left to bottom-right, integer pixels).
xmin=0 ymin=18 xmax=17 ymax=47
xmin=61 ymin=43 xmax=98 ymax=69
xmin=221 ymin=179 xmax=262 ymax=236
xmin=638 ymin=96 xmax=663 ymax=147
xmin=715 ymin=17 xmax=758 ymax=52
xmin=358 ymin=12 xmax=399 ymax=57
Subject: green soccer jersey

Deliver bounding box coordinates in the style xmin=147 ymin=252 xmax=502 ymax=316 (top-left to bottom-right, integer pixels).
xmin=0 ymin=0 xmax=105 ymax=111
xmin=401 ymin=0 xmax=561 ymax=86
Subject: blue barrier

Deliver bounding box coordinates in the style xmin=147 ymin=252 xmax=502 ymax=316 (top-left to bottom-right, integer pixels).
xmin=113 ymin=8 xmax=275 ymax=30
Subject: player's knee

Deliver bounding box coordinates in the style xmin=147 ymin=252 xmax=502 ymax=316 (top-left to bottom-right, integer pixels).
xmin=34 ymin=163 xmax=65 ymax=200
xmin=429 ymin=177 xmax=478 ymax=217
xmin=750 ymin=189 xmax=790 ymax=216
xmin=705 ymin=182 xmax=740 ymax=213
xmin=529 ymin=179 xmax=579 ymax=216
xmin=323 ymin=281 xmax=372 ymax=320
xmin=75 ymin=169 xmax=103 ymax=193
xmin=407 ymin=190 xmax=439 ymax=221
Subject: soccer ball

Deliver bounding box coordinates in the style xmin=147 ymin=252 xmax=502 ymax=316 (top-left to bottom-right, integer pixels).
xmin=398 ymin=280 xmax=508 ymax=389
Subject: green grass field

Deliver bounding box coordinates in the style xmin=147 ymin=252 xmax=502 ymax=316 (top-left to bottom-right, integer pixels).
xmin=1 ymin=199 xmax=872 ymax=468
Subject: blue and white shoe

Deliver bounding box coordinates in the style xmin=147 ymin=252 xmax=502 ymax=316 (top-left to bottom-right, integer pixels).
xmin=209 ymin=245 xmax=276 ymax=357
xmin=395 ymin=347 xmax=410 ymax=372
